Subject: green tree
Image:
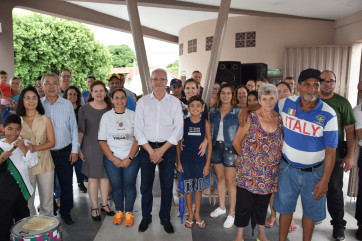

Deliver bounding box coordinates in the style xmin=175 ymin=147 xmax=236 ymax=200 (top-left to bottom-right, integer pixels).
xmin=13 ymin=13 xmax=112 ymax=90
xmin=166 ymin=60 xmax=179 ymax=77
xmin=108 ymin=44 xmax=136 ymax=68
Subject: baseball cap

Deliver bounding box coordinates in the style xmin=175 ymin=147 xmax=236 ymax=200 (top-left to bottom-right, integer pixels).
xmin=170 ymin=78 xmax=182 ymax=87
xmin=107 ymin=73 xmax=123 ymax=81
xmin=298 ymin=68 xmax=322 ymax=84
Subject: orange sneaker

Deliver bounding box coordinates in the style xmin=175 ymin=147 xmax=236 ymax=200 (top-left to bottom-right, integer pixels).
xmin=113 ymin=211 xmax=123 ymax=225
xmin=124 ymin=212 xmax=134 ymax=227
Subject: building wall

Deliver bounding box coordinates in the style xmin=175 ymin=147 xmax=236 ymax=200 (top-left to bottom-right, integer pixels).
xmin=334 ymin=10 xmax=362 ymax=44
xmin=178 ymin=16 xmax=335 ymax=85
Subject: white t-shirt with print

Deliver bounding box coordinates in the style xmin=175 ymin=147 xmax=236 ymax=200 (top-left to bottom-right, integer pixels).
xmin=98 ymin=108 xmax=135 ymax=159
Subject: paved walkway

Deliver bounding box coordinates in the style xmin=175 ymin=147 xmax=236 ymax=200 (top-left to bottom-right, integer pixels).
xmin=32 ymin=169 xmax=358 ymax=241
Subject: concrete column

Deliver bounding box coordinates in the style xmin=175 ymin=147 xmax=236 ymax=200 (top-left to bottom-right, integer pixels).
xmin=202 ymin=0 xmax=231 ymax=104
xmin=126 ymin=0 xmax=152 ymax=95
xmin=0 ymin=2 xmax=15 ymax=77
xmin=346 ymin=43 xmax=362 ymax=105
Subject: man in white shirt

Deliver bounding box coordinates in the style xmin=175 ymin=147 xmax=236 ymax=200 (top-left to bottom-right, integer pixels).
xmin=134 ymin=68 xmax=183 ymax=234
xmin=354 ymin=82 xmax=362 ymax=240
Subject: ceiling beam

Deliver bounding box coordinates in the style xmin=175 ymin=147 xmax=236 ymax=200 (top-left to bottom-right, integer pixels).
xmin=65 ymin=0 xmax=334 ymax=21
xmin=13 ymin=0 xmax=178 ymax=43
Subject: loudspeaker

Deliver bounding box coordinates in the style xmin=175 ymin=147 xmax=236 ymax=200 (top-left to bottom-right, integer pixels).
xmin=240 ymin=63 xmax=268 ymax=83
xmin=215 ymin=61 xmax=242 ymax=86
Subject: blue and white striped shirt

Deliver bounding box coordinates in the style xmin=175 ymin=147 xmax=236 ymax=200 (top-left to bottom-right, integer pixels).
xmin=41 ymin=96 xmax=79 ymax=153
xmin=276 ymin=96 xmax=338 ymax=168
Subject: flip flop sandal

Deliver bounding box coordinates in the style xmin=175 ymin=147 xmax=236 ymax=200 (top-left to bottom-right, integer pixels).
xmin=196 ymin=220 xmax=206 ymax=229
xmin=185 ymin=220 xmax=194 ymax=228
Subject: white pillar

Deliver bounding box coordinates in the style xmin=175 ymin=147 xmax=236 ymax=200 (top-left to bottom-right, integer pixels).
xmin=0 ymin=2 xmax=15 ymax=77
xmin=126 ymin=0 xmax=152 ymax=95
xmin=202 ymin=0 xmax=231 ymax=104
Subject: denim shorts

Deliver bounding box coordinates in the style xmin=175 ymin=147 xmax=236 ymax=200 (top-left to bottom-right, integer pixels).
xmin=273 ymin=160 xmax=326 ymax=222
xmin=210 ymin=141 xmax=238 ymax=167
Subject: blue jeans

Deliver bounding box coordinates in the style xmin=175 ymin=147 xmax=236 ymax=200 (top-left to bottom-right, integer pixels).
xmin=139 ymin=144 xmax=176 ymax=221
xmin=103 ymin=155 xmax=140 ymax=212
xmin=74 ymin=158 xmax=85 ymax=184
xmin=274 ymin=160 xmax=326 ymax=222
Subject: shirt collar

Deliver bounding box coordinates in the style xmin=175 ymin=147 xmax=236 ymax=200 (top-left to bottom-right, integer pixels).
xmin=151 ymin=91 xmax=170 ymax=101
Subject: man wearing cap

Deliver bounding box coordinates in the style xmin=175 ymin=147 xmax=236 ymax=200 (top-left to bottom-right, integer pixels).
xmin=119 ymin=73 xmax=137 ymax=102
xmin=273 ymin=68 xmax=338 ymax=241
xmin=107 ymin=74 xmax=136 ymax=111
xmin=134 ymin=68 xmax=183 ymax=234
xmin=319 ymin=70 xmax=356 ymax=240
xmin=170 ymin=78 xmax=183 ymax=99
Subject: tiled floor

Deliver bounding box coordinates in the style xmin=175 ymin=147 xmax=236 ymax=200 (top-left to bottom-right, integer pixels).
xmin=32 ymin=169 xmax=358 ymax=241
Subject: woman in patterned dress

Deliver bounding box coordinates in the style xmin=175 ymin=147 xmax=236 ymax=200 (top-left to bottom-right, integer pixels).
xmin=232 ymin=84 xmax=283 ymax=241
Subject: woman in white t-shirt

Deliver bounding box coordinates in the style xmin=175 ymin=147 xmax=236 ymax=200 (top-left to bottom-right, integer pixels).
xmin=98 ymin=88 xmax=139 ymax=227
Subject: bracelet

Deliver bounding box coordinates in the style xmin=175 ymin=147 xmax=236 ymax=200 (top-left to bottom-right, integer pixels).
xmin=128 ymin=156 xmax=133 ymax=161
xmin=111 ymin=156 xmax=116 ymax=162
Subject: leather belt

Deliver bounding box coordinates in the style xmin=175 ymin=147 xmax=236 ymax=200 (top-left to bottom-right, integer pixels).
xmin=51 ymin=144 xmax=71 ymax=154
xmin=282 ymin=157 xmax=323 ymax=172
xmin=149 ymin=141 xmax=166 ymax=146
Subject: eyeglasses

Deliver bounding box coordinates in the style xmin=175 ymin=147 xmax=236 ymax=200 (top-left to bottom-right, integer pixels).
xmin=43 ymin=82 xmax=58 ymax=86
xmin=68 ymin=93 xmax=78 ymax=96
xmin=35 ymin=84 xmax=41 ymax=87
xmin=152 ymin=78 xmax=167 ymax=82
xmin=246 ymin=84 xmax=255 ymax=87
xmin=321 ymin=79 xmax=336 ymax=85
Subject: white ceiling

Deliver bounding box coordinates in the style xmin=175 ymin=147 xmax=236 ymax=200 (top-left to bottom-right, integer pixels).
xmin=69 ymin=0 xmax=362 ymax=36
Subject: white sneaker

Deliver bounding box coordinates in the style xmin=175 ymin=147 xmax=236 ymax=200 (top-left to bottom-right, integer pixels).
xmin=223 ymin=215 xmax=234 ymax=228
xmin=210 ymin=207 xmax=226 ymax=218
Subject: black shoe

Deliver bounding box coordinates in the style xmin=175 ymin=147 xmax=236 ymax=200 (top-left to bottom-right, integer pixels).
xmin=138 ymin=218 xmax=152 ymax=232
xmin=100 ymin=204 xmax=115 ymax=216
xmin=78 ymin=183 xmax=87 ymax=193
xmin=333 ymin=227 xmax=345 ymax=240
xmin=356 ymin=226 xmax=362 ymax=240
xmin=91 ymin=208 xmax=101 ymax=222
xmin=61 ymin=213 xmax=74 ymax=225
xmin=161 ymin=221 xmax=174 ymax=233
xmin=84 ymin=176 xmax=88 ymax=182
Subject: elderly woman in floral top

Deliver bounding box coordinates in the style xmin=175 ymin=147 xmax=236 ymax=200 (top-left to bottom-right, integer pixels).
xmin=232 ymin=84 xmax=283 ymax=241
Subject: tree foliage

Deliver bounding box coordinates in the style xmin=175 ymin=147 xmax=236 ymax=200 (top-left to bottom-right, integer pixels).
xmin=108 ymin=44 xmax=136 ymax=68
xmin=166 ymin=60 xmax=179 ymax=77
xmin=13 ymin=13 xmax=112 ymax=90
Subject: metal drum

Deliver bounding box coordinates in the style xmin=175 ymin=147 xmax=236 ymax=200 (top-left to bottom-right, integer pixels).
xmin=10 ymin=215 xmax=62 ymax=241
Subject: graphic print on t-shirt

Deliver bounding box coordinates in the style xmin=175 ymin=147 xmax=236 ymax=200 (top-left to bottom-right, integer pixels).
xmin=188 ymin=126 xmax=201 ymax=136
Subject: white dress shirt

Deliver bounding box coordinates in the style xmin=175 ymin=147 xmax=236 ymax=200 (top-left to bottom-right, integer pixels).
xmin=134 ymin=92 xmax=183 ymax=146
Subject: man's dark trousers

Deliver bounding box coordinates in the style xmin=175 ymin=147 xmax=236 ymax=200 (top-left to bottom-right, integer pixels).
xmin=139 ymin=144 xmax=176 ymax=222
xmin=51 ymin=144 xmax=74 ymax=215
xmin=327 ymin=157 xmax=346 ymax=229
